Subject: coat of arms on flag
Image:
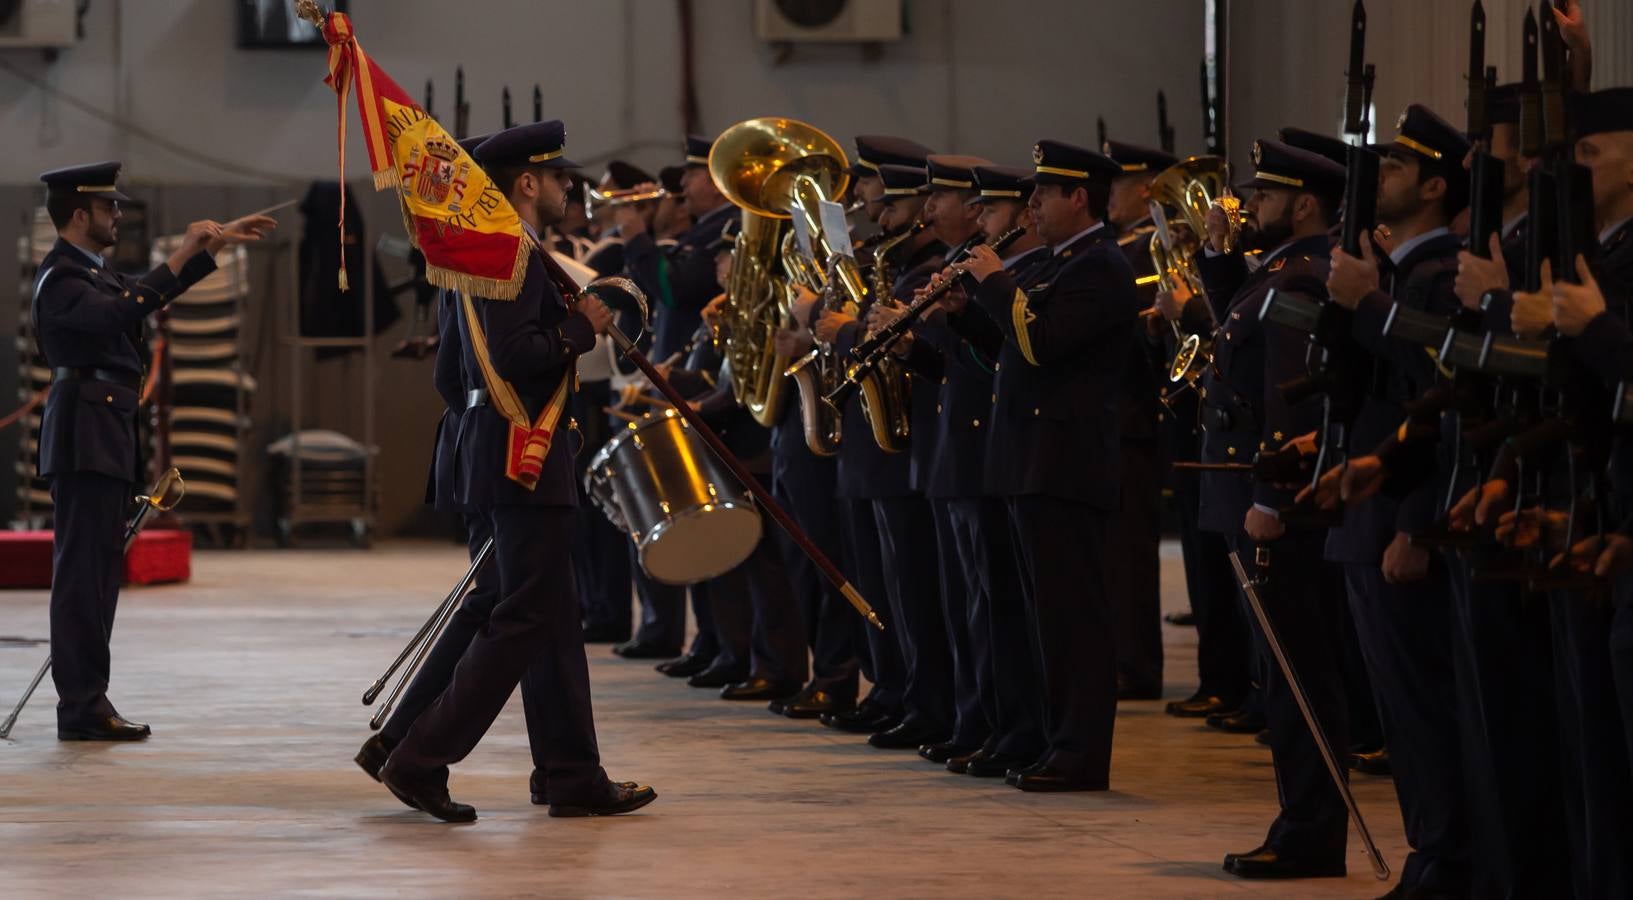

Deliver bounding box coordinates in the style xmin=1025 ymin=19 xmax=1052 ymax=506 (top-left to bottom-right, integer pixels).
xmin=295 ymin=1 xmax=528 ymax=300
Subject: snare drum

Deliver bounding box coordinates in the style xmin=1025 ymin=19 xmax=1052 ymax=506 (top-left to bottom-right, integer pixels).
xmin=586 ymin=409 xmax=762 ymax=584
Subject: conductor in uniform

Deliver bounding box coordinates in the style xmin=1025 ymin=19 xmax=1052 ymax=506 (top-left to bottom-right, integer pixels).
xmin=33 ymin=162 xmax=275 ymax=741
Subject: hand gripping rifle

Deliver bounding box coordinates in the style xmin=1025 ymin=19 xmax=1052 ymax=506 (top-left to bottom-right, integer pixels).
xmin=1 ymin=468 xmax=186 ymax=740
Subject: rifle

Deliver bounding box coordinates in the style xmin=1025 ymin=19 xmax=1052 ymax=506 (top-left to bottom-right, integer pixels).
xmin=502 ymin=85 xmax=513 ymax=129
xmin=533 ymin=84 xmax=542 ymax=123
xmin=1097 ymin=116 xmax=1108 ymax=151
xmin=454 ymin=66 xmax=469 ymax=140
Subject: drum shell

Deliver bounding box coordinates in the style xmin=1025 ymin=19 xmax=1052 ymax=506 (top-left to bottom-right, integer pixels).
xmin=586 ymin=411 xmax=761 ymax=584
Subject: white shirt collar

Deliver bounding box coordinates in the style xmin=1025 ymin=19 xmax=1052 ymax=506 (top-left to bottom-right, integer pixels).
xmin=1389 ymin=226 xmax=1450 ymax=266
xmin=1601 ymin=216 xmax=1632 ymax=246
xmin=67 ymin=240 xmax=105 ymax=268
xmin=1052 ymin=221 xmax=1105 ymax=256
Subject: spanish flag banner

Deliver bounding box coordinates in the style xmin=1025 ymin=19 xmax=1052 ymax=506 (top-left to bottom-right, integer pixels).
xmin=309 ymin=10 xmax=528 ymax=300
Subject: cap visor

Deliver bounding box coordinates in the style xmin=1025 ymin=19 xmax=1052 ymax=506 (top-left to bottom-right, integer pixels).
xmin=542 ymin=156 xmax=581 ymax=170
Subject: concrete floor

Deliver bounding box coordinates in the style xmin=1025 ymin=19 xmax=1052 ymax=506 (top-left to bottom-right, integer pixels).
xmin=0 ymin=540 xmax=1407 ymax=898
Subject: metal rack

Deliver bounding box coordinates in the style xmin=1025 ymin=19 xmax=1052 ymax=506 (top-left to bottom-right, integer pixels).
xmin=276 ymin=214 xmax=377 ymax=547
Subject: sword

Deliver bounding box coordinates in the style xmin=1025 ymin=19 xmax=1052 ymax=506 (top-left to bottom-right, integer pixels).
xmin=1 ymin=468 xmax=186 ymax=740
xmin=1227 ymin=549 xmax=1391 ymax=881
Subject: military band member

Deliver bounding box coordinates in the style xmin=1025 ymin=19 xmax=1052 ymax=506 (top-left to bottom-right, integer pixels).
xmin=1101 ymin=139 xmax=1178 ymax=701
xmin=33 ymin=162 xmax=274 ymax=741
xmin=1162 ymin=139 xmax=1352 ymax=874
xmin=880 ymin=153 xmax=992 ymax=761
xmin=377 ymin=121 xmax=653 ymax=822
xmin=1323 ymin=104 xmax=1474 ymax=898
xmin=939 ymin=140 xmax=1138 ymax=792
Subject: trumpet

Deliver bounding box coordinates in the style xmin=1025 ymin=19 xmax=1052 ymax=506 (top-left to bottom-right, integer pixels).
xmin=585 ymin=185 xmax=668 ymax=220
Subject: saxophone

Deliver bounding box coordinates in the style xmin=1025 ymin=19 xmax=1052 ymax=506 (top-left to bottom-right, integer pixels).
xmin=848 ymin=221 xmax=926 ymax=452
xmin=779 ymin=230 xmax=841 ymax=456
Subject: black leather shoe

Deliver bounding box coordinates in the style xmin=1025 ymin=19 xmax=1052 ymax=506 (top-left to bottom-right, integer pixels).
xmin=867 ymin=721 xmax=946 ymax=750
xmin=966 ymin=750 xmax=1035 ymax=778
xmin=1165 ymin=691 xmax=1237 ymax=718
xmin=687 ymin=665 xmax=747 ymax=689
xmin=1116 ymin=675 xmax=1163 ymax=701
xmin=1255 ymin=728 xmax=1271 ymax=746
xmin=380 ymin=768 xmax=476 ymax=823
xmin=655 ymin=653 xmax=713 ymax=678
xmin=1348 ymin=746 xmax=1392 ymax=776
xmin=781 ymin=689 xmax=852 ymax=720
xmin=1005 ymin=761 xmax=1047 ymax=785
xmin=613 ymin=640 xmax=680 ymax=660
xmin=820 ymin=699 xmax=897 ymax=733
xmin=1222 ymin=844 xmax=1345 ymax=879
xmin=1206 ymin=709 xmax=1267 ymax=734
xmin=1013 ymin=765 xmax=1108 ymax=792
xmin=549 ymin=781 xmax=658 ymax=818
xmin=531 ymin=772 xmax=639 ymax=806
xmin=919 ymin=741 xmax=977 ymax=764
xmin=354 ymin=732 xmax=398 ymax=782
xmin=720 ymin=678 xmax=801 ymax=702
xmin=581 ymin=623 xmax=630 ymax=644
xmin=57 ymin=714 xmax=151 ymax=742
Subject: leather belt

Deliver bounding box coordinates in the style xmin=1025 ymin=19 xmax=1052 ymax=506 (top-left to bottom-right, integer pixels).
xmin=52 ymin=366 xmax=140 ymax=390
xmin=466 ymin=388 xmax=489 ymax=408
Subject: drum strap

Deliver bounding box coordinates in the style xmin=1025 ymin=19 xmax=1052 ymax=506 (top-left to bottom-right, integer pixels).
xmin=457 ymin=288 xmax=573 ymax=491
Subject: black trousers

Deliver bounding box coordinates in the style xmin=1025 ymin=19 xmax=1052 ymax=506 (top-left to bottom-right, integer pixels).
xmin=1105 ymin=441 xmax=1163 ymax=692
xmin=1548 ymin=589 xmax=1633 ymax=900
xmin=707 ymin=531 xmax=807 ymax=685
xmin=1447 ymin=556 xmax=1569 ymax=897
xmin=774 ymin=468 xmax=859 ymax=701
xmin=381 ymin=515 xmax=583 ymax=788
xmin=934 ymin=498 xmax=992 ymax=749
xmin=839 ymin=497 xmax=903 ymax=712
xmin=1342 ymin=562 xmax=1469 ymax=894
xmin=630 ymin=551 xmax=688 ymax=656
xmin=1176 ymin=479 xmax=1251 ymax=704
xmin=387 ymin=504 xmax=607 ymax=805
xmin=874 ymin=495 xmax=951 ymax=735
xmin=1230 ymin=531 xmax=1349 ymax=863
xmin=1010 ymin=495 xmax=1115 ymax=784
xmin=965 ymin=497 xmax=1044 ymax=759
xmin=49 ymin=470 xmax=130 ymax=724
xmin=572 ymin=381 xmax=632 ymax=636
xmin=1614 ymin=586 xmax=1633 ymax=798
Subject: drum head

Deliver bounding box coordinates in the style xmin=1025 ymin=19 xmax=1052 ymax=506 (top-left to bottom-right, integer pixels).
xmin=638 ymin=501 xmax=762 ymax=585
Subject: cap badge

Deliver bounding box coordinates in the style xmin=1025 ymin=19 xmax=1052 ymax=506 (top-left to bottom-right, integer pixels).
xmin=1032 ymin=144 xmax=1044 ymax=165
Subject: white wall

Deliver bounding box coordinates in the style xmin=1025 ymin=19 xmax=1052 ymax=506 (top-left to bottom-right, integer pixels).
xmin=0 ymin=0 xmax=1208 ymax=188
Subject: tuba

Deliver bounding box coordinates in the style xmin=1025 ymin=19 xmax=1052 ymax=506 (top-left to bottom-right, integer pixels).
xmin=709 ymin=117 xmax=851 ymax=429
xmin=1148 ymin=155 xmax=1239 ymax=384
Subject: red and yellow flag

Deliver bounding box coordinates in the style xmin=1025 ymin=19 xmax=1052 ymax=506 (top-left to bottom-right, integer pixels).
xmin=311 ymin=11 xmax=528 ymax=300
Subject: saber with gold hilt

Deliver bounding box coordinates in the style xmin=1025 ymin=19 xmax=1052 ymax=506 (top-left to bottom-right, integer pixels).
xmin=1 ymin=468 xmax=186 ymax=740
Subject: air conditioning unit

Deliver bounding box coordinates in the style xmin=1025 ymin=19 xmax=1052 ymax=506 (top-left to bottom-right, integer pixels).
xmin=0 ymin=0 xmax=77 ymax=50
xmin=755 ymin=0 xmax=903 ymax=43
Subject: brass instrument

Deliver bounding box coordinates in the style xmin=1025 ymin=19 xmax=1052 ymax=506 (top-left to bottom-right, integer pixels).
xmin=710 ymin=117 xmax=851 ymax=428
xmin=585 ymin=185 xmax=667 ymax=220
xmin=1148 ymin=156 xmax=1239 ymax=384
xmin=779 ymin=230 xmax=841 ymax=455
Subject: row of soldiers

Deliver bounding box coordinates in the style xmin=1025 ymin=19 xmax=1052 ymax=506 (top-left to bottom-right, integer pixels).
xmin=538 ymin=76 xmax=1633 ymax=896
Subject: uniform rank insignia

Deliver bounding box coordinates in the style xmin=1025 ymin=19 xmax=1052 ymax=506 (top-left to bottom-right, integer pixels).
xmin=1268 ymin=258 xmax=1286 ymax=272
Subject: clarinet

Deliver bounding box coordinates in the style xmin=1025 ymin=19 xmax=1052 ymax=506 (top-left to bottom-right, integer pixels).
xmin=824 ymin=226 xmax=1023 ymax=411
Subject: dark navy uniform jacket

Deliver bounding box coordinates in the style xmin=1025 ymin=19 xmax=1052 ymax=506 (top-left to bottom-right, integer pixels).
xmin=624 ymin=203 xmax=734 ymax=360
xmin=33 ymin=238 xmax=217 ymax=482
xmin=451 ymin=245 xmax=597 ymax=509
xmin=425 ymin=288 xmax=466 ymax=512
xmin=959 ymin=224 xmax=1140 ymax=509
xmin=909 ymin=245 xmax=1049 ymax=499
xmin=1325 ymin=231 xmax=1463 ymax=563
xmin=1191 ymin=234 xmax=1333 ymax=536
xmin=1561 ymin=218 xmax=1633 ymax=518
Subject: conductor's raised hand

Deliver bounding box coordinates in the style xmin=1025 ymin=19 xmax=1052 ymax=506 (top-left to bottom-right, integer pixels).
xmin=207 ymin=215 xmax=278 ymax=253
